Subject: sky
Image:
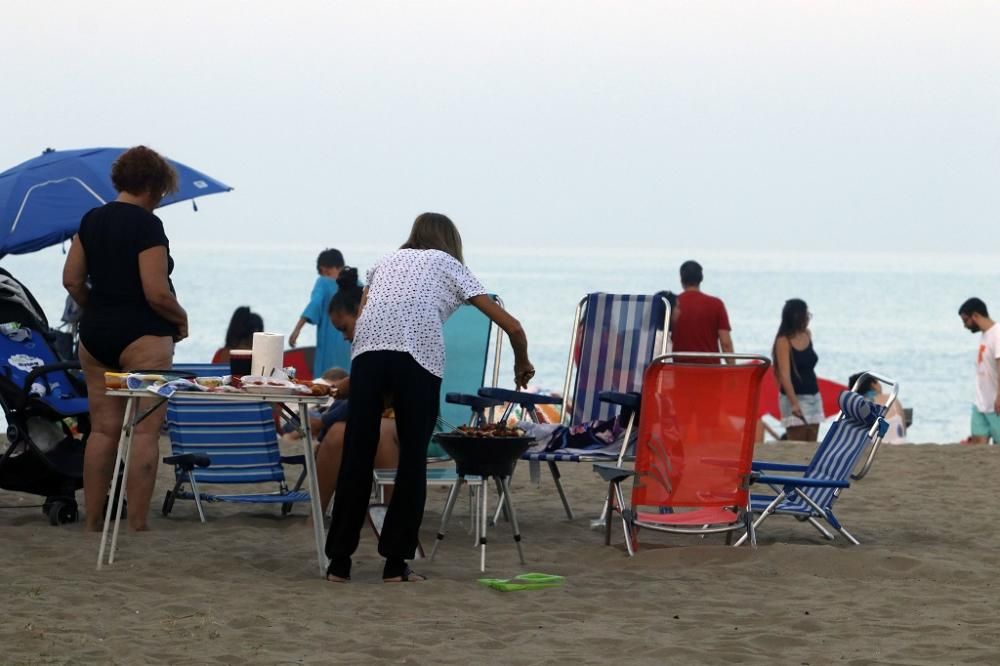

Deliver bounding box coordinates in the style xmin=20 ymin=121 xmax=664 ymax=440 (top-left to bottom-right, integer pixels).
xmin=1 ymin=1 xmax=998 ymax=253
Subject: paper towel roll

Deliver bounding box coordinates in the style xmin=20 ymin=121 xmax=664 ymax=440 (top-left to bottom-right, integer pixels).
xmin=251 ymin=332 xmax=285 ymax=377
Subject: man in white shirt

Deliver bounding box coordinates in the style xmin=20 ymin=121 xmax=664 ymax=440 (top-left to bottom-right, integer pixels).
xmin=959 ymin=298 xmax=1000 ymax=444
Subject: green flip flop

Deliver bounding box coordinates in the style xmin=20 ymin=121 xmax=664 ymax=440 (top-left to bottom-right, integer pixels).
xmin=478 ymin=573 xmax=565 ymax=591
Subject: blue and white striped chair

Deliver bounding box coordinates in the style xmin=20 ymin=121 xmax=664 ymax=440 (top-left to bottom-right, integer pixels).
xmin=735 ymin=390 xmax=891 ymax=546
xmin=479 ymin=292 xmax=671 ymax=520
xmin=172 ymin=363 xmax=229 ymax=377
xmin=161 ymin=400 xmax=309 ymax=521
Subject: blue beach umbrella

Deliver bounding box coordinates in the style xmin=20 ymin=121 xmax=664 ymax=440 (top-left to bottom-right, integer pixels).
xmin=0 ymin=147 xmax=232 ymax=258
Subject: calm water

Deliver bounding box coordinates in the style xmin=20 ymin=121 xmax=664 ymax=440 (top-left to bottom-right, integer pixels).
xmin=4 ymin=244 xmax=996 ymax=444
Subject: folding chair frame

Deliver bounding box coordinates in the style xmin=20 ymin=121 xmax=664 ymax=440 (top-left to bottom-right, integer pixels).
xmin=734 ymin=375 xmax=897 ymax=546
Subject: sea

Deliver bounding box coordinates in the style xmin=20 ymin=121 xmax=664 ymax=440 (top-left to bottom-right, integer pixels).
xmin=3 ymin=243 xmax=995 ymax=444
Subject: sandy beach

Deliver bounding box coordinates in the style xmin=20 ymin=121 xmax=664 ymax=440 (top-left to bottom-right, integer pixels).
xmin=2 ymin=439 xmax=999 ymax=665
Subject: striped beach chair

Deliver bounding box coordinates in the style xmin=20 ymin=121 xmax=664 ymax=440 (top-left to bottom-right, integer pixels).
xmin=161 ymin=400 xmax=308 ymax=521
xmin=480 ymin=292 xmax=670 ymax=519
xmin=734 ymin=387 xmax=892 ymax=546
xmin=594 ymin=353 xmax=771 ymax=555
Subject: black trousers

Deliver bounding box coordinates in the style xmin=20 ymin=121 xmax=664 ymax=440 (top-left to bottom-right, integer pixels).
xmin=325 ymin=350 xmax=441 ymax=576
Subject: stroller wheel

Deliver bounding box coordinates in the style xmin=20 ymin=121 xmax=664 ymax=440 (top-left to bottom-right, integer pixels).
xmin=47 ymin=501 xmax=79 ymax=526
xmin=162 ymin=490 xmax=175 ymax=517
xmin=280 ymin=501 xmax=293 ymax=516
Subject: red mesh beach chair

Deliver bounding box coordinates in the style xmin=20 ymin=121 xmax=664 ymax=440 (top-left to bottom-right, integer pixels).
xmin=594 ymin=353 xmax=770 ymax=555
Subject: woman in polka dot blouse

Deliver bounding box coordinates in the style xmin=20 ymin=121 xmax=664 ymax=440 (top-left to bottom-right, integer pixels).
xmin=325 ymin=212 xmax=534 ymax=583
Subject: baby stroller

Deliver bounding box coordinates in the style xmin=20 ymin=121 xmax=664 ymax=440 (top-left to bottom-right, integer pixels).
xmin=0 ymin=268 xmax=90 ymax=525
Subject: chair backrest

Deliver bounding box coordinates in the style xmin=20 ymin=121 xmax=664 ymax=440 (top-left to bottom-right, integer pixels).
xmin=166 ymin=400 xmax=286 ymax=485
xmin=630 ymin=354 xmax=769 ymax=511
xmin=798 ymin=391 xmax=887 ymax=509
xmin=563 ymin=293 xmax=669 ymax=425
xmin=283 ymin=347 xmax=315 ymax=381
xmin=440 ymin=299 xmax=501 ymax=429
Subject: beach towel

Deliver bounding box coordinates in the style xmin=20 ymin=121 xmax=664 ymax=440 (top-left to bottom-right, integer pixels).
xmin=526 ymin=416 xmax=630 ymax=458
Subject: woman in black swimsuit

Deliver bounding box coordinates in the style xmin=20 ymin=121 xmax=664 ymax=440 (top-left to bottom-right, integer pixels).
xmin=62 ymin=146 xmax=189 ymax=532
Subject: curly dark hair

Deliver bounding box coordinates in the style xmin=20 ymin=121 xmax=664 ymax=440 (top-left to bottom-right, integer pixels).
xmin=328 ymin=267 xmax=363 ymax=316
xmin=110 ymin=146 xmax=179 ymax=197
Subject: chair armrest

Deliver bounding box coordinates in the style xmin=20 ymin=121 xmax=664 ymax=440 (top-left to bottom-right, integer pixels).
xmin=280 ymin=455 xmax=306 ymax=466
xmin=753 ymin=474 xmax=849 ymax=489
xmin=751 ymin=461 xmax=809 ymax=473
xmin=598 ymin=391 xmax=640 ymax=410
xmin=445 ymin=393 xmax=505 ymax=410
xmin=593 ymin=463 xmax=635 ymax=484
xmin=163 ymin=453 xmax=211 ymax=470
xmin=478 ymin=387 xmax=563 ymax=407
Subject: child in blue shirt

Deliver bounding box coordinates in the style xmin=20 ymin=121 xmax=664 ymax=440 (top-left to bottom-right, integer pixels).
xmin=289 ymin=248 xmax=352 ymax=378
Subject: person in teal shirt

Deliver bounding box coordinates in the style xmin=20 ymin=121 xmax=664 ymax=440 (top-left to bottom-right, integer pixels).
xmin=289 ymin=248 xmax=352 ymax=378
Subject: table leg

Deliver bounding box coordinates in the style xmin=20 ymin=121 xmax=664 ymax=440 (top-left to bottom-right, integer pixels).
xmin=97 ymin=396 xmax=135 ymax=570
xmin=430 ymin=475 xmax=464 ymax=560
xmin=500 ymin=477 xmax=526 ymax=564
xmin=480 ymin=479 xmax=489 ymax=572
xmin=298 ymin=403 xmax=328 ymax=577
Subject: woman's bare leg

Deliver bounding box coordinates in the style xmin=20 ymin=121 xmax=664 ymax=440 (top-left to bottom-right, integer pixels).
xmin=374 ymin=418 xmax=400 ymax=503
xmin=118 ymin=336 xmax=174 ymax=531
xmin=316 ymin=423 xmax=347 ymax=512
xmin=79 ymin=343 xmax=126 ymax=532
xmin=317 ymin=418 xmax=400 ymax=512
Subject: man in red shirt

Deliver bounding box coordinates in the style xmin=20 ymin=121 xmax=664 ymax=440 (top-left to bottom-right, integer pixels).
xmin=671 ymin=260 xmax=734 ymax=363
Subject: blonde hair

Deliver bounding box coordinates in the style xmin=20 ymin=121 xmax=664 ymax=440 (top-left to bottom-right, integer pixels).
xmin=401 ymin=212 xmax=465 ymax=264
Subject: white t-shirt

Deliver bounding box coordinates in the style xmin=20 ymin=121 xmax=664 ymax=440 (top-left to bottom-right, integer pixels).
xmin=974 ymin=324 xmax=1000 ymax=413
xmin=351 ymin=248 xmax=487 ymax=378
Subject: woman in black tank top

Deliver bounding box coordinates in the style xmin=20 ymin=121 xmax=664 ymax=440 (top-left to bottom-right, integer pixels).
xmin=772 ymin=298 xmax=820 ymax=442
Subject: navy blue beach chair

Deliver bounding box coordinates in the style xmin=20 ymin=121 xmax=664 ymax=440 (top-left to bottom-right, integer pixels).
xmin=735 ymin=384 xmax=894 ymax=546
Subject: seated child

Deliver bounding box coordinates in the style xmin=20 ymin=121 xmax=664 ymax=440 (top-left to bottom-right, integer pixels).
xmin=282 ymin=367 xmax=349 ymax=442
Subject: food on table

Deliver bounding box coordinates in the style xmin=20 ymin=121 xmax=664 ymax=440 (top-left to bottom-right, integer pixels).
xmin=241 ymin=375 xmax=311 ymax=394
xmin=104 ymin=372 xmax=129 ymax=389
xmin=453 ymin=424 xmax=525 ymax=438
xmin=194 ymin=376 xmax=224 ymax=389
xmin=309 ymin=383 xmax=332 ymax=397
xmin=291 ymin=379 xmax=334 ymax=397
